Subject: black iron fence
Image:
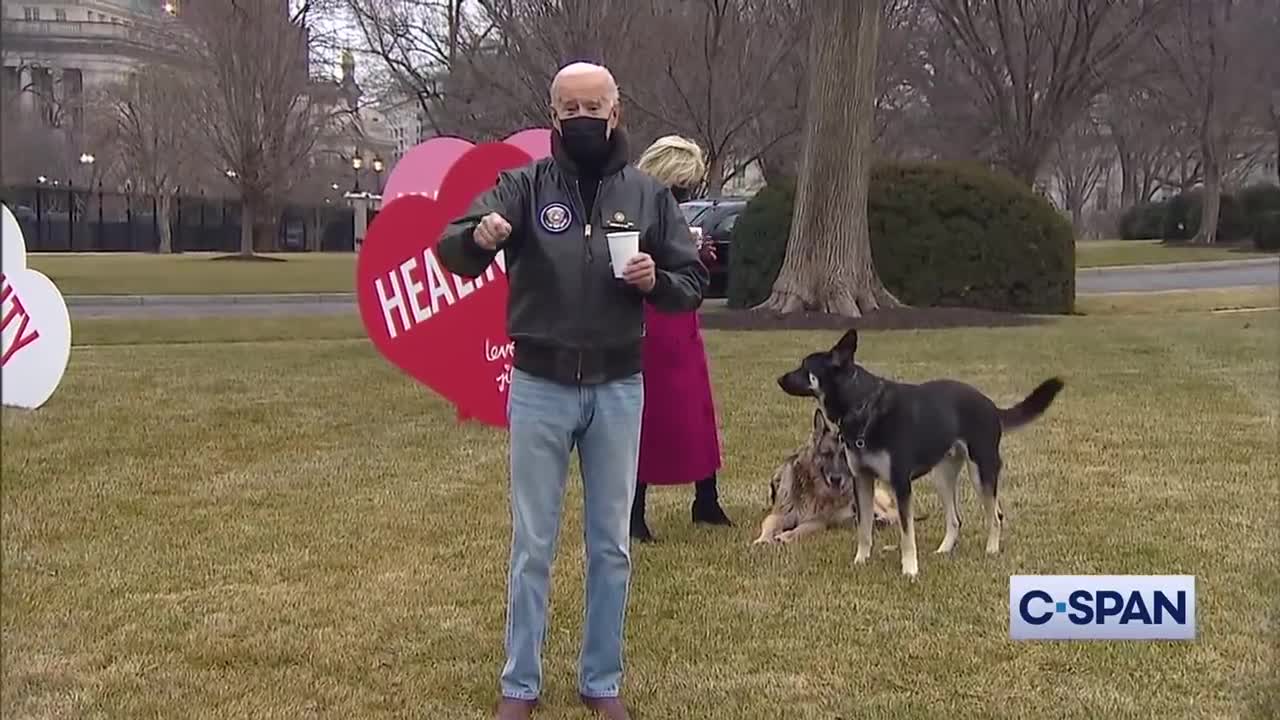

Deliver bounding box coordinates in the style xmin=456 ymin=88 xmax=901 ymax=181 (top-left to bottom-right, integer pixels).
xmin=0 ymin=185 xmax=365 ymax=253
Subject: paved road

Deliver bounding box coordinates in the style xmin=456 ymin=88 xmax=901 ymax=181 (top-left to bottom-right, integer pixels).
xmin=67 ymin=259 xmax=1278 ymax=318
xmin=1075 ymin=257 xmax=1278 ymax=293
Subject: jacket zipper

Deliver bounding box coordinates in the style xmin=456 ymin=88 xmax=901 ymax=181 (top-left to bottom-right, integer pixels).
xmin=567 ymin=175 xmax=614 ymax=385
xmin=574 ymin=178 xmax=589 ymax=384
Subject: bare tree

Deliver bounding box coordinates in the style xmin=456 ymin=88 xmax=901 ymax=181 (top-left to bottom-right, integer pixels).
xmin=926 ymin=0 xmax=1173 ymax=185
xmin=166 ymin=0 xmax=349 ymax=256
xmin=1154 ymin=0 xmax=1263 ymax=243
xmin=345 ymin=0 xmax=474 ymax=136
xmin=1049 ymin=104 xmax=1111 ymax=231
xmin=92 ymin=65 xmax=198 ymax=253
xmin=758 ymin=0 xmax=898 ymax=316
xmin=609 ymin=0 xmax=805 ymax=194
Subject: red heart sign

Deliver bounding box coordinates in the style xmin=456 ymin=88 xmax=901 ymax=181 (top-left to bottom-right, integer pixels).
xmin=356 ymin=140 xmax=541 ymax=428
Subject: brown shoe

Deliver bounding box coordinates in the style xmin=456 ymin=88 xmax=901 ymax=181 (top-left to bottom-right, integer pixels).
xmin=580 ymin=694 xmax=631 ymax=720
xmin=494 ymin=697 xmax=537 ymax=719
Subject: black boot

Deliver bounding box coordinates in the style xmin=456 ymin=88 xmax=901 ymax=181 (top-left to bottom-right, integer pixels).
xmin=630 ymin=482 xmax=656 ymax=543
xmin=692 ymin=475 xmax=734 ymax=526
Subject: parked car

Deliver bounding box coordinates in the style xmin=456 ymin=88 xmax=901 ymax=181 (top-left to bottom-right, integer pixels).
xmin=680 ymin=197 xmax=748 ymax=298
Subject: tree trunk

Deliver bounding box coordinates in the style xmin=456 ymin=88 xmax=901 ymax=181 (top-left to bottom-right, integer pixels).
xmin=703 ymin=150 xmax=726 ymax=197
xmin=1005 ymin=149 xmax=1043 ymax=187
xmin=157 ymin=193 xmax=174 ymax=254
xmin=1194 ymin=139 xmax=1221 ymax=245
xmin=760 ymin=143 xmax=798 ymax=185
xmin=756 ymin=0 xmax=898 ymax=316
xmin=1114 ymin=135 xmax=1136 ymax=207
xmin=239 ymin=196 xmax=255 ymax=257
xmin=308 ymin=207 xmax=323 ymax=252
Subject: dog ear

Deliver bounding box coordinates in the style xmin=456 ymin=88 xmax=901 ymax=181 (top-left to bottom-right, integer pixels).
xmin=831 ymin=328 xmax=858 ymax=367
xmin=812 ymin=407 xmax=826 ymax=435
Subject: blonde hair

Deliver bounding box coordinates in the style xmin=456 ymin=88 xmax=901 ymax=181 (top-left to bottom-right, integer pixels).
xmin=636 ymin=135 xmax=705 ymax=189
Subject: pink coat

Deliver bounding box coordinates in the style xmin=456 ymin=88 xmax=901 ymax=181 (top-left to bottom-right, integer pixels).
xmin=636 ymin=302 xmax=722 ymax=486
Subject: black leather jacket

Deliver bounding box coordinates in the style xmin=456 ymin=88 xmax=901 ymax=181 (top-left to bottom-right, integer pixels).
xmin=438 ymin=128 xmax=708 ymax=385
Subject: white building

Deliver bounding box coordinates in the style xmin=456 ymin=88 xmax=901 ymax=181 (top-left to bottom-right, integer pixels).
xmin=1 ymin=1 xmax=170 ymax=100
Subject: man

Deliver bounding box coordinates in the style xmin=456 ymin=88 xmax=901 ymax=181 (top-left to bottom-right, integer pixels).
xmin=438 ymin=62 xmax=708 ymax=720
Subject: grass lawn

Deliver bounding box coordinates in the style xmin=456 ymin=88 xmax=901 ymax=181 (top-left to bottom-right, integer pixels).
xmin=26 ymin=251 xmax=357 ymax=296
xmin=3 ymin=310 xmax=1278 ymax=719
xmin=1074 ymin=286 xmax=1280 ymax=316
xmin=1076 ymin=239 xmax=1277 ymax=268
xmin=19 ymin=239 xmax=1278 ymax=296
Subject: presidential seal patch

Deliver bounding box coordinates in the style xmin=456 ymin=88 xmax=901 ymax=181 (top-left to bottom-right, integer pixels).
xmin=539 ymin=202 xmax=572 ymax=233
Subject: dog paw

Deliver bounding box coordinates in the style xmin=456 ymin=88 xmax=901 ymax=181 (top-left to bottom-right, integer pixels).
xmin=775 ymin=530 xmax=799 ymax=544
xmin=902 ymin=568 xmax=919 ymax=582
xmin=853 ymin=550 xmax=871 ymax=565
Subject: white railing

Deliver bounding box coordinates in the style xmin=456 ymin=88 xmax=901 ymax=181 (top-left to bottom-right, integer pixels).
xmin=1 ymin=19 xmax=155 ymax=45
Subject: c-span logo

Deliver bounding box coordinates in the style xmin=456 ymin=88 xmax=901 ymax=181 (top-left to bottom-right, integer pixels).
xmin=1009 ymin=575 xmax=1196 ymax=641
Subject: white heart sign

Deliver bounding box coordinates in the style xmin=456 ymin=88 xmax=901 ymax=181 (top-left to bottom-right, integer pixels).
xmin=2 ymin=203 xmax=72 ymax=409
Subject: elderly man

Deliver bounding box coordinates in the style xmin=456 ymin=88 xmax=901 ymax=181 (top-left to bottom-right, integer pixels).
xmin=438 ymin=62 xmax=708 ymax=719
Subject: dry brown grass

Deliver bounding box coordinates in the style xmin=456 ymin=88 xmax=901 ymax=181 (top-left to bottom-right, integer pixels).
xmin=3 ymin=312 xmax=1278 ymax=718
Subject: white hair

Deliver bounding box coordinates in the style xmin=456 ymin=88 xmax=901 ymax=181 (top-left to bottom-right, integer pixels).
xmin=550 ymin=62 xmax=619 ymax=109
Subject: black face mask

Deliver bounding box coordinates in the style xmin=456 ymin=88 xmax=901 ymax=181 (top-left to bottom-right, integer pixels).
xmin=559 ymin=116 xmax=611 ymax=170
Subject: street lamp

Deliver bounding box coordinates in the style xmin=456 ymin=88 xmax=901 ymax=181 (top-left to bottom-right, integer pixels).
xmin=351 ymin=153 xmax=363 ymax=193
xmin=225 ymin=169 xmax=238 ymax=179
xmin=79 ymin=153 xmax=95 ymax=165
xmin=37 ymin=175 xmax=47 ymax=184
xmin=372 ymin=156 xmax=385 ymax=195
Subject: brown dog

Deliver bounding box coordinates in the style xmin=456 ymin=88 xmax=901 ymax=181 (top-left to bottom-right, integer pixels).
xmin=754 ymin=409 xmax=899 ymax=545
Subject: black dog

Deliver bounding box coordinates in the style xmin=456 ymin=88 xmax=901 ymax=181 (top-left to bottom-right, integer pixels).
xmin=777 ymin=328 xmax=1063 ymax=580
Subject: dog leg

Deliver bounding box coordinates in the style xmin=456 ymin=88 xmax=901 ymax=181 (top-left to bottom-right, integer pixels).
xmin=753 ymin=513 xmax=787 ymax=545
xmin=873 ymin=482 xmax=898 ymax=526
xmin=852 ymin=472 xmax=876 ymax=564
xmin=973 ymin=454 xmax=1004 ymax=555
xmin=933 ymin=452 xmax=965 ymax=554
xmin=893 ymin=480 xmax=919 ymax=580
xmin=776 ymin=520 xmax=826 ymax=544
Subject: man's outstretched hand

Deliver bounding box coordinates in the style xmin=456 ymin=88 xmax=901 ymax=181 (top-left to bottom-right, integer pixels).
xmin=474 ymin=212 xmax=511 ymax=250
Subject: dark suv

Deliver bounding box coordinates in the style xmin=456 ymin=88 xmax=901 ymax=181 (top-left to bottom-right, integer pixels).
xmin=680 ymin=197 xmax=747 ymax=298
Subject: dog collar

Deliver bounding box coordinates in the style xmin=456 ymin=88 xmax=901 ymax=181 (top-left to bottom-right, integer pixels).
xmin=844 ymin=385 xmax=884 ymax=450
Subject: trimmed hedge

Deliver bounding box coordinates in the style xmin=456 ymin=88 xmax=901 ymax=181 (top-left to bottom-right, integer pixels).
xmin=726 ymin=180 xmax=796 ymax=311
xmin=1161 ymin=189 xmax=1250 ymax=243
xmin=1239 ymin=184 xmax=1280 ymax=250
xmin=1254 ymin=211 xmax=1280 ymax=251
xmin=1238 ymin=183 xmax=1280 ymax=218
xmin=728 ymin=162 xmax=1076 ymax=314
xmin=1119 ymin=200 xmax=1170 ymax=240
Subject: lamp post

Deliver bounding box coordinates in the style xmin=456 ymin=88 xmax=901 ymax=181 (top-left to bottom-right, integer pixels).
xmin=372 ymin=156 xmax=385 ymax=195
xmin=78 ymin=152 xmax=95 ymax=188
xmin=71 ymin=152 xmax=94 ymax=249
xmin=346 ymin=153 xmax=374 ymax=253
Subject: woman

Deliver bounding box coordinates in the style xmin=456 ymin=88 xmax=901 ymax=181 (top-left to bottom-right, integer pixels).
xmin=630 ymin=135 xmax=732 ymax=542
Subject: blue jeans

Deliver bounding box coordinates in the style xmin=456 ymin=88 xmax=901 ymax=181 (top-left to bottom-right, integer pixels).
xmin=501 ymin=367 xmax=644 ymax=700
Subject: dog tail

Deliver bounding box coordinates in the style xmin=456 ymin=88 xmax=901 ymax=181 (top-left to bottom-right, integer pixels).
xmin=998 ymin=377 xmax=1064 ymax=431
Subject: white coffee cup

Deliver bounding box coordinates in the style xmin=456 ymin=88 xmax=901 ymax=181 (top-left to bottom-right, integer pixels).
xmin=606 ymin=230 xmax=640 ymax=278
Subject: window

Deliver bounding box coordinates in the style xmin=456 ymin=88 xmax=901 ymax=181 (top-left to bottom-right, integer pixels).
xmin=24 ymin=7 xmax=41 ymax=20
xmin=716 ymin=213 xmax=738 ymax=235
xmin=55 ymin=9 xmax=66 ymax=20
